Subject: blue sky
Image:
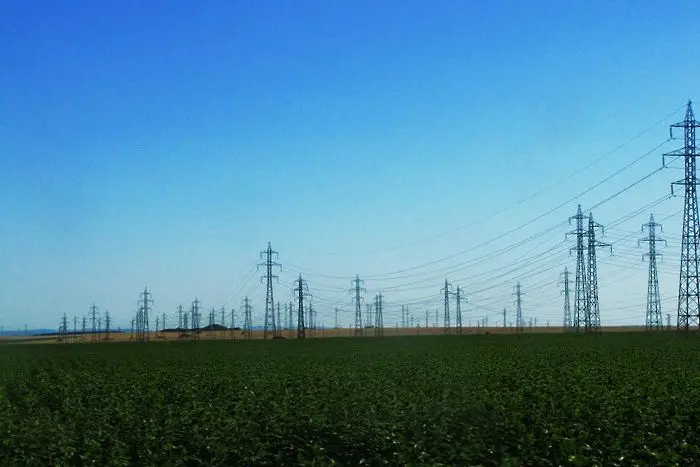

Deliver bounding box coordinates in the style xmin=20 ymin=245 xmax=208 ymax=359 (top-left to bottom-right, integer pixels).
xmin=1 ymin=0 xmax=699 ymax=331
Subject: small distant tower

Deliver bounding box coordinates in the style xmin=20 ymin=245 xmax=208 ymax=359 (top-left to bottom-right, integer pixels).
xmin=586 ymin=213 xmax=611 ymax=333
xmin=259 ymin=242 xmax=281 ymax=339
xmin=295 ymin=275 xmax=310 ymax=339
xmin=442 ymin=279 xmax=452 ymax=334
xmin=191 ymin=298 xmax=201 ymax=341
xmin=350 ymin=275 xmax=365 ymax=337
xmin=454 ymin=286 xmax=465 ymax=334
xmin=242 ymin=297 xmax=253 ymax=339
xmin=90 ymin=303 xmax=99 ymax=343
xmin=138 ymin=287 xmax=153 ymax=342
xmin=514 ymin=282 xmax=524 ymax=333
xmin=640 ymin=214 xmax=666 ymax=331
xmin=560 ymin=267 xmax=572 ymax=332
xmin=374 ymin=293 xmax=384 ymax=336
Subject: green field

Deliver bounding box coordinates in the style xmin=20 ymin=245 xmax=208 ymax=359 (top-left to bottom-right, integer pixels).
xmin=1 ymin=333 xmax=699 ymax=466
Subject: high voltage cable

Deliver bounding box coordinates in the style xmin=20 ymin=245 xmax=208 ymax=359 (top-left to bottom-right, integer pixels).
xmin=308 ymin=104 xmax=686 ymax=258
xmin=290 ymin=140 xmax=674 ymax=282
xmin=299 ymin=202 xmax=680 ymax=317
xmin=208 ymin=116 xmax=684 ymax=324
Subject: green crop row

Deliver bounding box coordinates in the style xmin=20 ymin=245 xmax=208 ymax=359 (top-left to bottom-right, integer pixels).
xmin=1 ymin=333 xmax=699 ymax=466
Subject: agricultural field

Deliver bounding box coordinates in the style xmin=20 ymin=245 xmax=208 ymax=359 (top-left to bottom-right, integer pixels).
xmin=1 ymin=333 xmax=699 ymax=466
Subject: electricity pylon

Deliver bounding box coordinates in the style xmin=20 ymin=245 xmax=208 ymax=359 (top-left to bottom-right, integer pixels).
xmin=350 ymin=275 xmax=365 ymax=337
xmin=242 ymin=297 xmax=253 ymax=339
xmin=90 ymin=303 xmax=98 ymax=343
xmin=664 ymin=101 xmax=700 ymax=331
xmin=104 ymin=310 xmax=111 ymax=341
xmin=177 ymin=305 xmax=185 ymax=339
xmin=259 ymin=242 xmax=281 ymax=339
xmin=442 ymin=279 xmax=452 ymax=334
xmin=58 ymin=313 xmax=68 ymax=342
xmin=453 ymin=286 xmax=466 ymax=334
xmin=513 ymin=282 xmax=524 ymax=332
xmin=560 ymin=267 xmax=572 ymax=332
xmin=587 ymin=213 xmax=611 ymax=333
xmin=567 ymin=205 xmax=588 ymax=332
xmin=138 ymin=287 xmax=152 ymax=342
xmin=640 ymin=214 xmax=666 ymax=330
xmin=308 ymin=303 xmax=315 ymax=331
xmin=191 ymin=298 xmax=201 ymax=341
xmin=374 ymin=293 xmax=383 ymax=336
xmin=295 ymin=274 xmax=310 ymax=339
xmin=276 ymin=302 xmax=281 ymax=338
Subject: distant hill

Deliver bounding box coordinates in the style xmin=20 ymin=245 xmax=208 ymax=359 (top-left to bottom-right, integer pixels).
xmin=162 ymin=325 xmax=241 ymax=333
xmin=1 ymin=328 xmax=57 ymax=337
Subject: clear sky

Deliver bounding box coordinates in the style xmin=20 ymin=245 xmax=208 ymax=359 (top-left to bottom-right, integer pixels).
xmin=1 ymin=0 xmax=700 ymax=331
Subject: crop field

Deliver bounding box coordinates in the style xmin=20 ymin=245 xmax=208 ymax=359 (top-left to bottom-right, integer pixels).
xmin=1 ymin=333 xmax=700 ymax=466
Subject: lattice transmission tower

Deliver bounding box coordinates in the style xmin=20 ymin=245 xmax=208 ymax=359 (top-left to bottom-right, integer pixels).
xmin=58 ymin=313 xmax=68 ymax=343
xmin=374 ymin=293 xmax=383 ymax=336
xmin=191 ymin=298 xmax=201 ymax=341
xmin=350 ymin=275 xmax=365 ymax=337
xmin=560 ymin=267 xmax=572 ymax=332
xmin=513 ymin=282 xmax=524 ymax=332
xmin=295 ymin=274 xmax=310 ymax=339
xmin=259 ymin=242 xmax=280 ymax=339
xmin=442 ymin=279 xmax=452 ymax=334
xmin=276 ymin=302 xmax=281 ymax=338
xmin=453 ymin=286 xmax=466 ymax=334
xmin=135 ymin=288 xmax=153 ymax=342
xmin=242 ymin=296 xmax=252 ymax=339
xmin=177 ymin=305 xmax=185 ymax=339
xmin=640 ymin=214 xmax=666 ymax=330
xmin=664 ymin=101 xmax=700 ymax=331
xmin=90 ymin=303 xmax=99 ymax=343
xmin=104 ymin=310 xmax=111 ymax=341
xmin=586 ymin=213 xmax=611 ymax=333
xmin=567 ymin=205 xmax=588 ymax=332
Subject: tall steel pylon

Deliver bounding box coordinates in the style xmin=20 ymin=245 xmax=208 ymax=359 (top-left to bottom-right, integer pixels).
xmin=242 ymin=296 xmax=252 ymax=339
xmin=513 ymin=282 xmax=524 ymax=332
xmin=350 ymin=275 xmax=365 ymax=337
xmin=276 ymin=302 xmax=281 ymax=338
xmin=374 ymin=293 xmax=384 ymax=336
xmin=640 ymin=214 xmax=666 ymax=330
xmin=664 ymin=101 xmax=700 ymax=331
xmin=308 ymin=303 xmax=315 ymax=331
xmin=104 ymin=310 xmax=111 ymax=341
xmin=191 ymin=298 xmax=201 ymax=341
xmin=567 ymin=205 xmax=588 ymax=332
xmin=442 ymin=279 xmax=452 ymax=334
xmin=259 ymin=242 xmax=281 ymax=339
xmin=560 ymin=267 xmax=572 ymax=332
xmin=295 ymin=274 xmax=310 ymax=339
xmin=454 ymin=286 xmax=466 ymax=334
xmin=139 ymin=287 xmax=153 ymax=342
xmin=586 ymin=213 xmax=611 ymax=333
xmin=90 ymin=303 xmax=99 ymax=343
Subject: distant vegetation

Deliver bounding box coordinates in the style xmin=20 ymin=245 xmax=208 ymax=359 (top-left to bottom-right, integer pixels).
xmin=0 ymin=333 xmax=699 ymax=464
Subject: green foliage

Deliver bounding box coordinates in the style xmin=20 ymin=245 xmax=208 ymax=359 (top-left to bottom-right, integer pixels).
xmin=1 ymin=333 xmax=700 ymax=465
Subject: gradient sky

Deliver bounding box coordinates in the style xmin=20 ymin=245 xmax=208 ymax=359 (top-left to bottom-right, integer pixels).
xmin=1 ymin=0 xmax=700 ymax=331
